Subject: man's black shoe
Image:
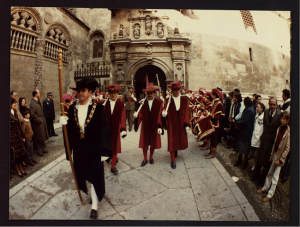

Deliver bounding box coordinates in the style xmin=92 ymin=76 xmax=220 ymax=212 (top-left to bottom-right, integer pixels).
xmin=111 ymin=167 xmax=119 ymax=175
xmin=90 ymin=209 xmax=98 ymax=219
xmin=53 ymin=134 xmax=58 ymax=136
xmin=171 ymin=161 xmax=176 ymax=169
xmin=37 ymin=153 xmax=43 ymax=157
xmin=32 ymin=159 xmax=38 ymax=164
xmin=150 ymin=159 xmax=154 ymax=165
xmin=42 ymin=150 xmax=48 ymax=153
xmin=141 ymin=160 xmax=148 ymax=167
xmin=28 ymin=161 xmax=35 ymax=166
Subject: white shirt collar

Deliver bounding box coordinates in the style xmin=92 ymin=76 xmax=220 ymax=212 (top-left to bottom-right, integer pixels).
xmin=213 ymin=98 xmax=219 ymax=102
xmin=76 ymin=97 xmax=93 ymax=109
xmin=11 ymin=109 xmax=14 ymax=115
xmin=34 ymin=97 xmax=38 ymax=101
xmin=24 ymin=118 xmax=30 ymax=122
xmin=283 ymin=98 xmax=290 ymax=104
xmin=173 ymin=94 xmax=181 ymax=100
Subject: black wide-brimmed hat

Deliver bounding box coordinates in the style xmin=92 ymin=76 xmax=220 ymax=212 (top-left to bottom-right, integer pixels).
xmin=70 ymin=78 xmax=99 ymax=93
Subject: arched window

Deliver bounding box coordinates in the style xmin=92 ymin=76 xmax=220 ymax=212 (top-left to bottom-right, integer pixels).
xmin=93 ymin=39 xmax=103 ymax=58
xmin=10 ymin=7 xmax=42 ymax=52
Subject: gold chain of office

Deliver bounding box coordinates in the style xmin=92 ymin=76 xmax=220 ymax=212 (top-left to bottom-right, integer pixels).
xmin=73 ymin=102 xmax=97 ymax=139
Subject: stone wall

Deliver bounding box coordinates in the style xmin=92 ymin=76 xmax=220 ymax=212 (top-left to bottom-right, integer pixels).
xmin=186 ymin=32 xmax=290 ymax=100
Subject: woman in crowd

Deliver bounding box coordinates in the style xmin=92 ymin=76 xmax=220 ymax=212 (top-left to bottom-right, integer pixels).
xmin=248 ymin=103 xmax=265 ymax=172
xmin=10 ymin=98 xmax=28 ymax=178
xmin=229 ymin=92 xmax=245 ymax=153
xmin=234 ymin=97 xmax=255 ymax=169
xmin=19 ymin=97 xmax=29 ymax=115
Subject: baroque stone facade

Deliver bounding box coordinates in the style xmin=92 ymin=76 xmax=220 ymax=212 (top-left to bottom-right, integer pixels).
xmin=10 ymin=7 xmax=291 ymax=118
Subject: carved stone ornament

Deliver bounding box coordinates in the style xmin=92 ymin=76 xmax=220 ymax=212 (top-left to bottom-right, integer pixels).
xmin=157 ymin=23 xmax=164 ymax=38
xmin=145 ymin=42 xmax=153 ymax=55
xmin=54 ymin=28 xmax=62 ymax=42
xmin=33 ymin=38 xmax=46 ymax=91
xmin=27 ymin=18 xmax=35 ymax=30
xmin=48 ymin=28 xmax=55 ymax=39
xmin=119 ymin=24 xmax=123 ymax=38
xmin=133 ymin=23 xmax=140 ymax=39
xmin=60 ymin=33 xmax=66 ymax=43
xmin=11 ymin=12 xmax=20 ymax=25
xmin=175 ymin=63 xmax=184 ymax=82
xmin=19 ymin=12 xmax=29 ymax=28
xmin=145 ymin=15 xmax=152 ymax=36
xmin=44 ymin=11 xmax=52 ymax=24
xmin=116 ymin=63 xmax=125 ymax=83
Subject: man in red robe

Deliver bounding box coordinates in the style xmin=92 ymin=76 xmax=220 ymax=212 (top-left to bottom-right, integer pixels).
xmin=134 ymin=85 xmax=163 ymax=166
xmin=162 ymin=81 xmax=190 ymax=169
xmin=103 ymin=84 xmax=127 ymax=175
xmin=204 ymin=88 xmax=224 ymax=159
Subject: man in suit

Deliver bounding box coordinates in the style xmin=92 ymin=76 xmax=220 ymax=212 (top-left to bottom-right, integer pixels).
xmin=124 ymin=86 xmax=137 ymax=131
xmin=29 ymin=90 xmax=49 ymax=157
xmin=251 ymin=97 xmax=282 ymax=187
xmin=43 ymin=92 xmax=58 ymax=137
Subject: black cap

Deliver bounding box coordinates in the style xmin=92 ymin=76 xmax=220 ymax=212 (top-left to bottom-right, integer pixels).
xmin=217 ymin=87 xmax=222 ymax=91
xmin=47 ymin=92 xmax=53 ymax=96
xmin=70 ymin=78 xmax=99 ymax=93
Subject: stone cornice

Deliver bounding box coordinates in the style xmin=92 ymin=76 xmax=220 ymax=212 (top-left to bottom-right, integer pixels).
xmin=56 ymin=7 xmax=90 ymax=32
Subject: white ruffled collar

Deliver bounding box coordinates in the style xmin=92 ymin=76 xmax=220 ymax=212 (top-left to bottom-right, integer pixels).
xmin=24 ymin=118 xmax=30 ymax=122
xmin=76 ymin=97 xmax=93 ymax=109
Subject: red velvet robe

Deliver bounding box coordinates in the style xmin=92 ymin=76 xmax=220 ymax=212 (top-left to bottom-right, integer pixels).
xmin=104 ymin=99 xmax=126 ymax=155
xmin=163 ymin=96 xmax=190 ymax=152
xmin=134 ymin=98 xmax=163 ymax=150
xmin=210 ymin=100 xmax=224 ymax=128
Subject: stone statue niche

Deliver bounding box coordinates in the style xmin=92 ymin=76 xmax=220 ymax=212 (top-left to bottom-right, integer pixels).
xmin=116 ymin=64 xmax=125 ymax=84
xmin=133 ymin=23 xmax=140 ymax=39
xmin=119 ymin=24 xmax=123 ymax=38
xmin=175 ymin=63 xmax=184 ymax=83
xmin=157 ymin=23 xmax=164 ymax=38
xmin=145 ymin=15 xmax=152 ymax=36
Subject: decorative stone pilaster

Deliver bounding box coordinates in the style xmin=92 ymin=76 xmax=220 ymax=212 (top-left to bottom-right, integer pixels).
xmin=33 ymin=38 xmax=45 ymax=91
xmin=66 ymin=48 xmax=74 ymax=92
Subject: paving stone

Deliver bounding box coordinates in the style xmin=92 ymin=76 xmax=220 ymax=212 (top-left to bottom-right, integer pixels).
xmin=55 ymin=154 xmax=66 ymax=163
xmin=9 ymin=185 xmax=52 ymax=219
xmin=220 ymin=171 xmax=236 ymax=188
xmin=9 ymin=180 xmax=28 ymax=198
xmin=31 ymin=189 xmax=83 ymax=219
xmin=25 ymin=170 xmax=45 ymax=184
xmin=230 ymin=186 xmax=248 ymax=205
xmin=240 ymin=203 xmax=260 ymax=221
xmin=29 ymin=161 xmax=72 ymax=195
xmin=40 ymin=160 xmax=59 ymax=172
xmin=101 ymin=213 xmax=125 ymax=220
xmin=180 ymin=148 xmax=215 ymax=169
xmin=104 ymin=159 xmax=131 ymax=175
xmin=120 ymin=189 xmax=200 ymax=220
xmin=136 ymin=156 xmax=191 ymax=189
xmin=213 ymin=162 xmax=227 ymax=173
xmin=187 ymin=167 xmax=238 ymax=212
xmin=199 ymin=204 xmax=247 ymax=221
xmin=105 ymin=169 xmax=167 ymax=212
xmin=119 ymin=139 xmax=139 ymax=152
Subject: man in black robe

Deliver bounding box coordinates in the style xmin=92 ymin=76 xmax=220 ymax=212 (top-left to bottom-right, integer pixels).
xmin=60 ymin=78 xmax=111 ymax=219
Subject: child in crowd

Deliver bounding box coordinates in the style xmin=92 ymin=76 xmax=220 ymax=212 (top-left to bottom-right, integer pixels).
xmin=257 ymin=111 xmax=290 ymax=202
xmin=21 ymin=109 xmax=38 ymax=166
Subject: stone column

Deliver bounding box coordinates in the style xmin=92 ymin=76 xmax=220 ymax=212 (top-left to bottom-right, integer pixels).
xmin=33 ymin=38 xmax=45 ymax=92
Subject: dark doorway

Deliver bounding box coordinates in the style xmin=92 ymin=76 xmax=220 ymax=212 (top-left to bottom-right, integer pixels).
xmin=134 ymin=65 xmax=166 ymax=99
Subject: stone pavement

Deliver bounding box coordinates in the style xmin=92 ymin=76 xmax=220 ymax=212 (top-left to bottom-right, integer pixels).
xmin=9 ymin=124 xmax=260 ymax=221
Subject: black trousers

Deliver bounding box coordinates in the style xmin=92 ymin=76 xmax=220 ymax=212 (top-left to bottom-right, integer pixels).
xmin=253 ymin=161 xmax=272 ymax=185
xmin=46 ymin=118 xmax=55 ymax=136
